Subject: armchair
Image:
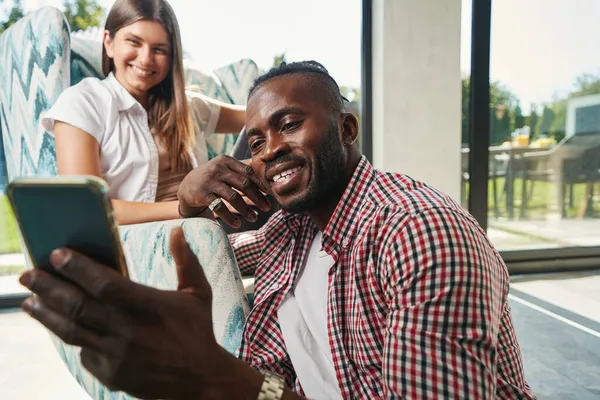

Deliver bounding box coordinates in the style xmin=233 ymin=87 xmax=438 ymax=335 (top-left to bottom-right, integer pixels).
xmin=0 ymin=7 xmax=254 ymax=400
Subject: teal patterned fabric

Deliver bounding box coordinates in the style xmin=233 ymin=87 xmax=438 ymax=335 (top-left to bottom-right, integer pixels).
xmin=0 ymin=6 xmax=69 ymax=181
xmin=70 ymin=36 xmax=103 ymax=85
xmin=0 ymin=7 xmax=251 ymax=400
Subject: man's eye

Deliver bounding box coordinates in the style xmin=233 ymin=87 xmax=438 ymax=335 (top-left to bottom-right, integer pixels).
xmin=282 ymin=121 xmax=301 ymax=132
xmin=249 ymin=140 xmax=264 ymax=152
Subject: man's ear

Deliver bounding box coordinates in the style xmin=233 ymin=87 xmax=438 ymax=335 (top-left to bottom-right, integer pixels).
xmin=340 ymin=112 xmax=359 ymax=146
xmin=103 ymin=30 xmax=114 ymax=58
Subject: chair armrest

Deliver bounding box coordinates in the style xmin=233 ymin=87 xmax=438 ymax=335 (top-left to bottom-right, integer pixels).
xmin=119 ymin=217 xmax=250 ymax=351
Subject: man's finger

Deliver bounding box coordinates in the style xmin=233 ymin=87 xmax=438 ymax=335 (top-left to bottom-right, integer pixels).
xmin=204 ymin=192 xmax=242 ymax=228
xmin=224 ymin=157 xmax=271 ymax=207
xmin=49 ymin=249 xmax=159 ymax=311
xmin=222 ymin=172 xmax=270 ymax=214
xmin=22 ymin=296 xmax=122 ymax=354
xmin=20 ymin=269 xmax=127 ymax=335
xmin=170 ymin=227 xmax=211 ymax=298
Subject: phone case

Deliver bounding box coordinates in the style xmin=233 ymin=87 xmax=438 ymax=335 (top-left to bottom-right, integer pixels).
xmin=6 ymin=176 xmax=129 ymax=277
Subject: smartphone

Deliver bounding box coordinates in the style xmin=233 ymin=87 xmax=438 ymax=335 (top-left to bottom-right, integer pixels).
xmin=6 ymin=176 xmax=128 ymax=277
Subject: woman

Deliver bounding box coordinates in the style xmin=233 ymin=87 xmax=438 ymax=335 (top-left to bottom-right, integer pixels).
xmin=41 ymin=0 xmax=245 ymax=225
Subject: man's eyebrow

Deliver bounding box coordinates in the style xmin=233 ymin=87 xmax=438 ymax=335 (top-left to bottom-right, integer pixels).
xmin=268 ymin=106 xmax=305 ymax=126
xmin=246 ymin=107 xmax=306 ymax=138
xmin=246 ymin=127 xmax=260 ymax=138
xmin=125 ymin=33 xmax=170 ymax=48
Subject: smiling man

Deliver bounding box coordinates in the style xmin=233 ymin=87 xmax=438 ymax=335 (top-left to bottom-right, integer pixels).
xmin=20 ymin=61 xmax=536 ymax=400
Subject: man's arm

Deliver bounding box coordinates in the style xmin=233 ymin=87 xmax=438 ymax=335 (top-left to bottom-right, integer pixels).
xmin=380 ymin=207 xmax=508 ymax=399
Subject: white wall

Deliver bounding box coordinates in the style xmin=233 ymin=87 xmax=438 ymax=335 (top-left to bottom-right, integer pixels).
xmin=372 ymin=0 xmax=462 ymax=201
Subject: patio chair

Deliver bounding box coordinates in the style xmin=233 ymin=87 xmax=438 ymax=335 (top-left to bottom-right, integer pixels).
xmin=460 ymin=148 xmax=509 ymax=218
xmin=518 ymin=132 xmax=600 ymax=218
xmin=0 ymin=7 xmax=255 ymax=400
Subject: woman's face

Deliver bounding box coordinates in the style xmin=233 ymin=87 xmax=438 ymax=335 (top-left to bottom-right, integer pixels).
xmin=104 ymin=20 xmax=172 ymax=103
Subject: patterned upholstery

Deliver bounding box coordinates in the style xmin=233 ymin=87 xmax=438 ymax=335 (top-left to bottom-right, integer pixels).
xmin=0 ymin=7 xmax=251 ymax=400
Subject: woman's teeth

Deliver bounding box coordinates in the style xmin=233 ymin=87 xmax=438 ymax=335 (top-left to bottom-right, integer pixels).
xmin=132 ymin=66 xmax=152 ymax=76
xmin=273 ymin=166 xmax=302 ymax=183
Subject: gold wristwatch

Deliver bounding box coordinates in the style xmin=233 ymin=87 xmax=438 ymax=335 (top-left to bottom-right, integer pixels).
xmin=257 ymin=371 xmax=285 ymax=400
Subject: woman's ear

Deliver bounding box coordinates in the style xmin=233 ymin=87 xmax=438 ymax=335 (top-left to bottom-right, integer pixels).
xmin=103 ymin=30 xmax=114 ymax=58
xmin=340 ymin=112 xmax=359 ymax=146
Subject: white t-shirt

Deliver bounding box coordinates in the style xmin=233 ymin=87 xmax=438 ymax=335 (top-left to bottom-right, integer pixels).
xmin=277 ymin=232 xmax=342 ymax=400
xmin=40 ymin=72 xmax=221 ymax=202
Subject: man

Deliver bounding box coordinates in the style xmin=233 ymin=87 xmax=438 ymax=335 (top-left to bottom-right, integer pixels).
xmin=19 ymin=61 xmax=535 ymax=399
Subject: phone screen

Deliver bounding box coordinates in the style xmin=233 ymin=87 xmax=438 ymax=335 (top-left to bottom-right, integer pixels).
xmin=8 ymin=181 xmax=124 ymax=273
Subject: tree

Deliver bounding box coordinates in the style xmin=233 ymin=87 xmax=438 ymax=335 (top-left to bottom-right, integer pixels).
xmin=272 ymin=52 xmax=287 ymax=68
xmin=528 ymin=105 xmax=539 ymax=139
xmin=513 ymin=102 xmax=525 ymax=130
xmin=538 ymin=106 xmax=555 ymax=137
xmin=0 ymin=0 xmax=24 ymax=34
xmin=492 ymin=104 xmax=512 ymax=145
xmin=63 ymin=0 xmax=104 ymax=32
xmin=461 ymin=76 xmax=519 ymax=145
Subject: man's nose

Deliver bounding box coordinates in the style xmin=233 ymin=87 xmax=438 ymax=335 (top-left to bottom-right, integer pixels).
xmin=260 ymin=135 xmax=291 ymax=163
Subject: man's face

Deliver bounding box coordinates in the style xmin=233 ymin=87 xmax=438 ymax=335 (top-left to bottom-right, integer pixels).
xmin=245 ymin=75 xmax=348 ymax=213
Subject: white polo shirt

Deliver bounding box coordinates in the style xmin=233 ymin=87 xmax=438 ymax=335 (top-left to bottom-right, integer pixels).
xmin=41 ymin=72 xmax=221 ymax=202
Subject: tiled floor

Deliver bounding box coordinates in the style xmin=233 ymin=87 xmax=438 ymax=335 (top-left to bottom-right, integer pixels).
xmin=0 ymin=309 xmax=90 ymax=400
xmin=1 ymin=270 xmax=599 ymax=399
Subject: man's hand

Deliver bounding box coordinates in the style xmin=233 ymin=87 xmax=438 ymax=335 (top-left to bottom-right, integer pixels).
xmin=18 ymin=228 xmax=259 ymax=399
xmin=178 ymin=155 xmax=271 ymax=227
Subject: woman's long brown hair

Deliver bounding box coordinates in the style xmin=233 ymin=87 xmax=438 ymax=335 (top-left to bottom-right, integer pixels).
xmin=102 ymin=0 xmax=194 ymax=172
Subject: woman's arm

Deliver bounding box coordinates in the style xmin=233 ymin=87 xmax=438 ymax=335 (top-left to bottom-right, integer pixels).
xmin=54 ymin=121 xmax=180 ymax=225
xmin=214 ymin=104 xmax=245 ymax=134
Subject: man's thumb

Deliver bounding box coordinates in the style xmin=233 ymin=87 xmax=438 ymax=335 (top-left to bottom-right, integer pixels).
xmin=170 ymin=227 xmax=210 ymax=296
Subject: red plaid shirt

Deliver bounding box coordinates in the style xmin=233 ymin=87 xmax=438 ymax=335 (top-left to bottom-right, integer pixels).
xmin=229 ymin=157 xmax=535 ymax=399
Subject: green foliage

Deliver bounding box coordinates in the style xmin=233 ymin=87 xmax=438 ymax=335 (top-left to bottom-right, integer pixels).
xmin=63 ymin=0 xmax=104 ymax=32
xmin=528 ymin=106 xmax=539 ymax=139
xmin=462 ymin=76 xmax=519 ymax=145
xmin=513 ymin=102 xmax=525 ymax=130
xmin=272 ymin=52 xmax=287 ymax=68
xmin=0 ymin=0 xmax=24 ymax=34
xmin=538 ymin=106 xmax=555 ymax=137
xmin=0 ymin=195 xmax=21 ymax=254
xmin=535 ymin=72 xmax=600 ymax=143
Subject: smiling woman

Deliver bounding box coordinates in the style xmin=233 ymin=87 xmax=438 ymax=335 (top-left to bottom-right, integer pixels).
xmin=39 ymin=0 xmax=247 ymax=226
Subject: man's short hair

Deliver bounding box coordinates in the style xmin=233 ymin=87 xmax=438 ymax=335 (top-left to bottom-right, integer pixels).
xmin=248 ymin=60 xmax=348 ymax=114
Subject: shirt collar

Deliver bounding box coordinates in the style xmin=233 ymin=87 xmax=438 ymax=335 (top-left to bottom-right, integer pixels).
xmin=322 ymin=156 xmax=375 ymax=250
xmin=281 ymin=156 xmax=375 ymax=251
xmin=105 ymin=72 xmax=140 ymax=111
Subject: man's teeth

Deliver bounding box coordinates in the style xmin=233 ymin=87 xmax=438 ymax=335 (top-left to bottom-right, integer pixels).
xmin=273 ymin=166 xmax=302 ymax=183
xmin=132 ymin=66 xmax=152 ymax=76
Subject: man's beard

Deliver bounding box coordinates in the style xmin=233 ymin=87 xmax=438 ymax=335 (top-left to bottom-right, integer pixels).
xmin=279 ymin=121 xmax=347 ymax=214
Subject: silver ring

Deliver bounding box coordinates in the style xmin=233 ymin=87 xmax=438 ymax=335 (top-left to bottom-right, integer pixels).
xmin=207 ymin=197 xmax=224 ymax=211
